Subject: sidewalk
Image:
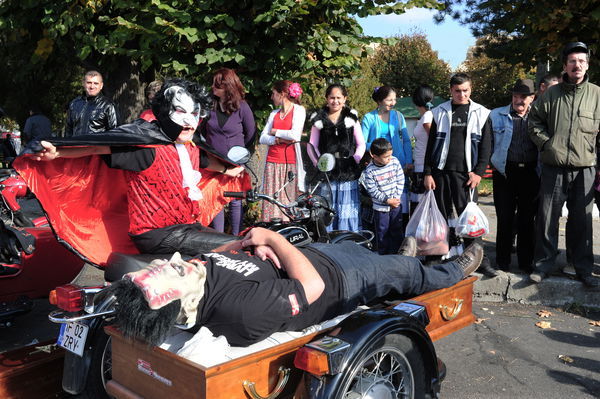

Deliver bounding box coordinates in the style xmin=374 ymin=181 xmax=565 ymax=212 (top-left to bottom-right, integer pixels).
xmin=472 ymin=196 xmax=600 ymax=310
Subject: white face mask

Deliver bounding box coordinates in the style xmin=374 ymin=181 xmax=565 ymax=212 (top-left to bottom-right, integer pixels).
xmin=165 ymin=86 xmax=201 ymax=128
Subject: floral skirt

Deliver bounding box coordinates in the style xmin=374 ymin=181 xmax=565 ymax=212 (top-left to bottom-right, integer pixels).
xmin=261 ymin=162 xmax=299 ymax=222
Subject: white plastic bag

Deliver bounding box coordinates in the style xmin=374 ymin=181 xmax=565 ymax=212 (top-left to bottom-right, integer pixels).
xmin=405 ymin=190 xmax=449 ymax=256
xmin=456 ymin=189 xmax=489 ymax=238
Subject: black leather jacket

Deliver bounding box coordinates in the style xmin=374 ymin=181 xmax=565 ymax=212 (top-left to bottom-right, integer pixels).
xmin=65 ymin=94 xmax=119 ymax=136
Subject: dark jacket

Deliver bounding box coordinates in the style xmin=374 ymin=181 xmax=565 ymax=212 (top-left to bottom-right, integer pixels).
xmin=529 ymin=73 xmax=600 ymax=167
xmin=65 ymin=94 xmax=119 ymax=136
xmin=310 ymin=106 xmax=362 ymax=181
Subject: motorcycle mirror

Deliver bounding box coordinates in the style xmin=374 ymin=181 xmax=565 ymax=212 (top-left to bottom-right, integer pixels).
xmin=317 ymin=153 xmax=335 ymax=172
xmin=227 ymin=146 xmax=251 ymax=164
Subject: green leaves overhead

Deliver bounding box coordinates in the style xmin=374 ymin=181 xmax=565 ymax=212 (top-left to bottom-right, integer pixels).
xmin=0 ymin=0 xmax=444 ymax=123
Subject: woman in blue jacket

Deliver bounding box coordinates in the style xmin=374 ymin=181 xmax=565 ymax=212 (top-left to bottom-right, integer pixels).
xmin=362 ymin=86 xmax=413 ymax=223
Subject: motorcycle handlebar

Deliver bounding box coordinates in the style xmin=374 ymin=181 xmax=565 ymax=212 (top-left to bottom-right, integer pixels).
xmin=224 ymin=191 xmax=246 ymax=199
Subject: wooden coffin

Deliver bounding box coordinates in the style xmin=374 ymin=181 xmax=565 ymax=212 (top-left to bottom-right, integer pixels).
xmin=106 ymin=276 xmax=477 ymax=399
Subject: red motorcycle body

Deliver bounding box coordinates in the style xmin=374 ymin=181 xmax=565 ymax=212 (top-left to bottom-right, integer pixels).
xmin=0 ymin=226 xmax=83 ymax=303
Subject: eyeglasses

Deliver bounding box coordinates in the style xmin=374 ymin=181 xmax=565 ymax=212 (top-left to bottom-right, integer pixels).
xmin=566 ymin=58 xmax=588 ymax=65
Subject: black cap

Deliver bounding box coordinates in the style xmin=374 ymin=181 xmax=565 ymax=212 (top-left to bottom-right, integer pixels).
xmin=563 ymin=42 xmax=589 ymax=58
xmin=511 ymin=79 xmax=535 ymax=95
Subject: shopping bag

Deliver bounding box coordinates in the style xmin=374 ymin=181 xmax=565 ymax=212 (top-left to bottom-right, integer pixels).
xmin=456 ymin=189 xmax=489 ymax=238
xmin=405 ymin=190 xmax=449 ymax=256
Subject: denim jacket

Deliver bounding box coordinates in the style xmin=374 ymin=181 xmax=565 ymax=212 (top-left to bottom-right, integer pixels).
xmin=489 ymin=104 xmax=513 ymax=175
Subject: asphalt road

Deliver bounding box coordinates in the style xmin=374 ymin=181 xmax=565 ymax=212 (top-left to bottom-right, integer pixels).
xmin=437 ymin=302 xmax=600 ymax=399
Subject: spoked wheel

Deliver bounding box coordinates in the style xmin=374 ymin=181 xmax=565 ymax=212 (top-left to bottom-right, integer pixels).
xmin=82 ymin=327 xmax=113 ymax=398
xmin=100 ymin=336 xmax=112 ymax=393
xmin=339 ymin=335 xmax=426 ymax=399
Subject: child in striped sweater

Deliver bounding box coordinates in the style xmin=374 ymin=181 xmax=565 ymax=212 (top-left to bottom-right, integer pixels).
xmin=361 ymin=138 xmax=405 ymax=254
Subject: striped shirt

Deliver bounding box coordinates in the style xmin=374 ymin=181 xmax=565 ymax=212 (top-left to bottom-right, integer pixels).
xmin=361 ymin=156 xmax=405 ymax=212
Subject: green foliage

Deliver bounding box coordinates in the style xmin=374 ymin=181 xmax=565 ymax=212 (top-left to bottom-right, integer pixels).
xmin=369 ymin=32 xmax=451 ymax=99
xmin=438 ymin=0 xmax=600 ymax=83
xmin=346 ymin=58 xmax=382 ymax=118
xmin=0 ymin=0 xmax=445 ymax=128
xmin=460 ymin=37 xmax=533 ymax=109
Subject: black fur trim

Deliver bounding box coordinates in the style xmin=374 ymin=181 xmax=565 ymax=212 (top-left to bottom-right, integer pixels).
xmin=105 ymin=279 xmax=181 ymax=346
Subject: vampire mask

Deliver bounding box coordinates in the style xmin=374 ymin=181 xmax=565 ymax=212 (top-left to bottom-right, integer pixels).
xmin=152 ymin=78 xmax=211 ymax=142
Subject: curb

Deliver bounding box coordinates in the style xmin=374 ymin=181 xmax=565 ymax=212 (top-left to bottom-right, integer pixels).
xmin=472 ymin=271 xmax=600 ymax=311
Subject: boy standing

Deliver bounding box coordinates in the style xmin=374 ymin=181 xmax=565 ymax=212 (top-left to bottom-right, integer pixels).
xmin=362 ymin=138 xmax=405 ymax=254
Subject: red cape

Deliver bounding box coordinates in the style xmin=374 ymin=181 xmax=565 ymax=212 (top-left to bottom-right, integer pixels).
xmin=13 ymin=154 xmax=250 ymax=267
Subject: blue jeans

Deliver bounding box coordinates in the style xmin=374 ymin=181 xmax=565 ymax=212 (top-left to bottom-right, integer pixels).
xmin=309 ymin=242 xmax=463 ymax=312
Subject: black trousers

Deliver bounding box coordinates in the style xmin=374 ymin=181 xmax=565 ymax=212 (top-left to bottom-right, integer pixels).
xmin=492 ymin=164 xmax=540 ymax=270
xmin=131 ymin=223 xmax=239 ymax=255
xmin=430 ymin=169 xmax=479 ymax=249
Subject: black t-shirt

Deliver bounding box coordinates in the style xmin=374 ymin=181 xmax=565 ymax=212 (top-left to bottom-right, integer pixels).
xmin=195 ymin=246 xmax=344 ymax=346
xmin=444 ymin=103 xmax=469 ymax=172
xmin=103 ymin=146 xmax=209 ymax=172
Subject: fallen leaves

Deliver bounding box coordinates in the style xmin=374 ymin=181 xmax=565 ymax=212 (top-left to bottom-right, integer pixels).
xmin=558 ymin=355 xmax=574 ymax=364
xmin=474 ymin=318 xmax=489 ymax=324
xmin=537 ymin=310 xmax=553 ymax=318
xmin=535 ymin=321 xmax=552 ymax=329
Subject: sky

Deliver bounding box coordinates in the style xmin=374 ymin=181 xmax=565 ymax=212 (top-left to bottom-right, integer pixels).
xmin=357 ymin=8 xmax=475 ymax=70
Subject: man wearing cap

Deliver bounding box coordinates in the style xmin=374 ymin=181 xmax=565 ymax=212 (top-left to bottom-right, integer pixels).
xmin=490 ymin=79 xmax=538 ymax=273
xmin=528 ymin=42 xmax=600 ymax=288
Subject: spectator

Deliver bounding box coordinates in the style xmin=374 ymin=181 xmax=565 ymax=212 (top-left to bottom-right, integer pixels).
xmin=410 ymin=84 xmax=435 ymax=213
xmin=23 ymin=105 xmax=53 ymax=145
xmin=27 ymin=78 xmax=245 ymax=257
xmin=65 ymin=70 xmax=119 ymax=136
xmin=259 ymin=80 xmax=306 ymax=222
xmin=361 ymin=138 xmax=405 ymax=254
xmin=423 ymin=72 xmax=497 ymax=277
xmin=203 ymin=68 xmax=256 ymax=235
xmin=537 ymin=74 xmax=559 ymax=97
xmin=490 ymin=79 xmax=538 ymax=273
xmin=362 ymin=86 xmax=413 ymax=227
xmin=309 ymin=84 xmax=365 ymax=231
xmin=528 ymin=42 xmax=600 ymax=288
xmin=139 ymin=80 xmax=163 ymax=122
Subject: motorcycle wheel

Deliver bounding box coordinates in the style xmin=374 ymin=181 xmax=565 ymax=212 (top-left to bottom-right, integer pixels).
xmin=336 ymin=334 xmax=426 ymax=399
xmin=82 ymin=327 xmax=112 ymax=399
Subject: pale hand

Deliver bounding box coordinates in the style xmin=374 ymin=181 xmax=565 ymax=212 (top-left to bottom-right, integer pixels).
xmin=254 ymin=245 xmax=282 ymax=269
xmin=466 ymin=172 xmax=481 ymax=188
xmin=32 ymin=141 xmax=58 ymax=161
xmin=224 ymin=166 xmax=245 ymax=177
xmin=387 ymin=198 xmax=401 ymax=208
xmin=424 ymin=175 xmax=436 ymax=190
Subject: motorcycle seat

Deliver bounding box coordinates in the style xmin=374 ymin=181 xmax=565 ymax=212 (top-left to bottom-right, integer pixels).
xmin=104 ymin=252 xmax=174 ymax=282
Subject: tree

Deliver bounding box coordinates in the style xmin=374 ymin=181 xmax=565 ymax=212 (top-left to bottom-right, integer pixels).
xmin=0 ymin=0 xmax=445 ymax=129
xmin=459 ymin=37 xmax=532 ymax=109
xmin=437 ymin=0 xmax=600 ymax=83
xmin=369 ymin=32 xmax=451 ymax=99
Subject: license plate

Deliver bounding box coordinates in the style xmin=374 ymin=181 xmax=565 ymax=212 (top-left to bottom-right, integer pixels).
xmin=57 ymin=322 xmax=89 ymax=357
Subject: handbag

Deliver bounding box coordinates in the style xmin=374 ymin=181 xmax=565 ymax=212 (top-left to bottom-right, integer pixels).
xmin=456 ymin=189 xmax=489 ymax=238
xmin=405 ymin=190 xmax=449 ymax=255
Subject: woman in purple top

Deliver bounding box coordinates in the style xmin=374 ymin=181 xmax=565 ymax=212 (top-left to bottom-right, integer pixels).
xmin=203 ymin=68 xmax=256 ymax=235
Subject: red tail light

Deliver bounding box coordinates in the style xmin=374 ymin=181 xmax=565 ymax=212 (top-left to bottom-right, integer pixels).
xmin=54 ymin=284 xmax=84 ymax=312
xmin=294 ymin=346 xmax=331 ymax=376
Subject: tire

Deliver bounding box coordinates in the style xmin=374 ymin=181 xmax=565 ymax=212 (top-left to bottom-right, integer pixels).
xmin=81 ymin=325 xmax=113 ymax=399
xmin=337 ymin=334 xmax=426 ymax=399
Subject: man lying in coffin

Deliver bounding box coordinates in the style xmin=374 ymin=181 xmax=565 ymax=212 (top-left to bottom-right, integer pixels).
xmin=108 ymin=227 xmax=483 ymax=347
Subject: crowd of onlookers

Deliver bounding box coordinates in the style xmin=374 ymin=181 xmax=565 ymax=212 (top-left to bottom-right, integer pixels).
xmin=12 ymin=41 xmax=600 ymax=289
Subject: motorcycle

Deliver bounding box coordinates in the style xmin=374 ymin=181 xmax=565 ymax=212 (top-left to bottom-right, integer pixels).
xmin=0 ymin=169 xmax=48 ymax=228
xmin=47 ymin=145 xmax=377 ymax=398
xmin=0 ymin=163 xmax=83 ymax=327
xmin=226 ymin=141 xmax=374 ymax=248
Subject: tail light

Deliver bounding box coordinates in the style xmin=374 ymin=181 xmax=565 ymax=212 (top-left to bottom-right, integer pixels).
xmin=294 ymin=346 xmax=331 ymax=376
xmin=51 ymin=284 xmax=84 ymax=312
xmin=294 ymin=336 xmax=350 ymax=376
